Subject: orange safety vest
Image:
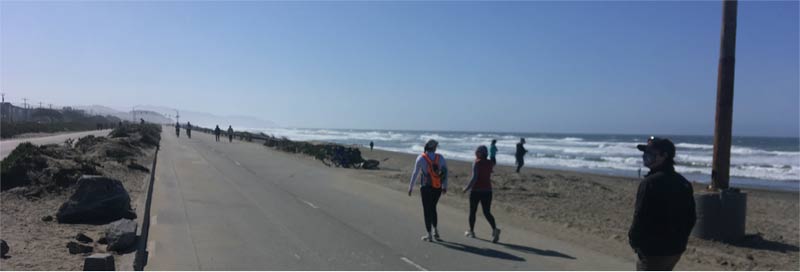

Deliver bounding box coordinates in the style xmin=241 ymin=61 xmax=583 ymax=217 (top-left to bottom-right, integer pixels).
xmin=421 ymin=153 xmax=443 ymax=189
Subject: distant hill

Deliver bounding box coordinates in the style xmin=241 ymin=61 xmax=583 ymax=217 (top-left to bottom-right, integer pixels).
xmin=135 ymin=105 xmax=277 ymax=130
xmin=74 ymin=105 xmax=171 ymax=124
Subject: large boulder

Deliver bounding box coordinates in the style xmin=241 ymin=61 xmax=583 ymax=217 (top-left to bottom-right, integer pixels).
xmin=105 ymin=219 xmax=137 ymax=252
xmin=56 ymin=175 xmax=136 ymax=224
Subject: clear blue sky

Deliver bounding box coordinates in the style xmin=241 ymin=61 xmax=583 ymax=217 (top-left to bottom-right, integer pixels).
xmin=2 ymin=1 xmax=798 ymax=137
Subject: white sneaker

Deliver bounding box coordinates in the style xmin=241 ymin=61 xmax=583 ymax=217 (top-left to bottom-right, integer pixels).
xmin=464 ymin=230 xmax=476 ymax=238
xmin=492 ymin=229 xmax=501 ymax=243
xmin=421 ymin=233 xmax=433 ymax=242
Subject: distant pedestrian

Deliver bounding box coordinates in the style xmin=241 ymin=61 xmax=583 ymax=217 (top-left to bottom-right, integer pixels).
xmin=409 ymin=139 xmax=448 ymax=242
xmin=227 ymin=125 xmax=234 ymax=142
xmin=140 ymin=118 xmax=145 ymax=125
xmin=515 ymin=138 xmax=527 ymax=173
xmin=370 ymin=141 xmax=374 ymax=151
xmin=489 ymin=139 xmax=498 ymax=166
xmin=175 ymin=122 xmax=180 ymax=137
xmin=629 ymin=137 xmax=696 ymax=271
xmin=186 ymin=122 xmax=192 ymax=139
xmin=462 ymin=145 xmax=501 ymax=243
xmin=214 ymin=125 xmax=221 ymax=142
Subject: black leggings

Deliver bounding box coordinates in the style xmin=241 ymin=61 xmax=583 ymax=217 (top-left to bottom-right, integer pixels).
xmin=420 ymin=186 xmax=442 ymax=233
xmin=469 ymin=191 xmax=496 ymax=231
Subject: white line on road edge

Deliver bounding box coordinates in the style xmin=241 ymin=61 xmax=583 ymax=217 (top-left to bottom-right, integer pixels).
xmin=401 ymin=257 xmax=427 ymax=271
xmin=298 ymin=198 xmax=319 ymax=209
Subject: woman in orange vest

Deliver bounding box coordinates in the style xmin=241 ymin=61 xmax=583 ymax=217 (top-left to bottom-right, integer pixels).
xmin=462 ymin=145 xmax=500 ymax=243
xmin=408 ymin=139 xmax=448 ymax=242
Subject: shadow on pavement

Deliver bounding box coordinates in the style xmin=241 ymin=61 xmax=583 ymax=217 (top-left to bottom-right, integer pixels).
xmin=475 ymin=238 xmax=577 ymax=260
xmin=435 ymin=240 xmax=525 ymax=262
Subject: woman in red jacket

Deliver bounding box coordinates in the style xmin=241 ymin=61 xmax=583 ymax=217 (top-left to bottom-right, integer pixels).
xmin=462 ymin=145 xmax=500 ymax=243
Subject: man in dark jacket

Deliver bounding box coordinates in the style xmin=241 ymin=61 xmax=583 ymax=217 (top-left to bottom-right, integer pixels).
xmin=629 ymin=137 xmax=696 ymax=271
xmin=515 ymin=138 xmax=527 ymax=173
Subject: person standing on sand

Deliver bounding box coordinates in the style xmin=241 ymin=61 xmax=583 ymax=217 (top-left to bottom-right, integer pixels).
xmin=515 ymin=138 xmax=527 ymax=173
xmin=227 ymin=125 xmax=234 ymax=142
xmin=408 ymin=139 xmax=448 ymax=242
xmin=175 ymin=122 xmax=180 ymax=137
xmin=214 ymin=125 xmax=221 ymax=142
xmin=370 ymin=141 xmax=374 ymax=151
xmin=186 ymin=122 xmax=192 ymax=139
xmin=462 ymin=145 xmax=501 ymax=243
xmin=489 ymin=139 xmax=498 ymax=166
xmin=629 ymin=137 xmax=696 ymax=271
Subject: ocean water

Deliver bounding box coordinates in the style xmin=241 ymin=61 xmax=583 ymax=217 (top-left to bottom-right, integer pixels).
xmin=250 ymin=127 xmax=800 ymax=192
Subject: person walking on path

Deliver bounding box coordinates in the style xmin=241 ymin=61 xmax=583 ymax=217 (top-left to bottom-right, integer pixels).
xmin=370 ymin=141 xmax=374 ymax=151
xmin=489 ymin=139 xmax=498 ymax=166
xmin=175 ymin=122 xmax=180 ymax=138
xmin=227 ymin=125 xmax=234 ymax=142
xmin=515 ymin=138 xmax=527 ymax=173
xmin=214 ymin=125 xmax=221 ymax=142
xmin=186 ymin=122 xmax=192 ymax=139
xmin=408 ymin=139 xmax=448 ymax=242
xmin=629 ymin=137 xmax=696 ymax=271
xmin=462 ymin=145 xmax=501 ymax=243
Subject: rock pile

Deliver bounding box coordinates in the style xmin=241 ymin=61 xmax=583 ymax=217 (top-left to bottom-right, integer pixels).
xmin=263 ymin=136 xmax=379 ymax=169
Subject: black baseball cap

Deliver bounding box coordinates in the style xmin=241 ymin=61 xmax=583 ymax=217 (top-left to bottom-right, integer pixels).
xmin=637 ymin=136 xmax=676 ymax=159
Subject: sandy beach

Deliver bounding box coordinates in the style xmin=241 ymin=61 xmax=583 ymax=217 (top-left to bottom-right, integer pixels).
xmin=350 ymin=147 xmax=799 ymax=270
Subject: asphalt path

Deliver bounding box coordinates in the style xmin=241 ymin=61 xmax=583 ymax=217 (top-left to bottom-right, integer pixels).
xmin=146 ymin=128 xmax=630 ymax=270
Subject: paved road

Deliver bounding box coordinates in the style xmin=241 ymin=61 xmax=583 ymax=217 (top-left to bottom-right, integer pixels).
xmin=0 ymin=130 xmax=112 ymax=159
xmin=146 ymin=128 xmax=630 ymax=270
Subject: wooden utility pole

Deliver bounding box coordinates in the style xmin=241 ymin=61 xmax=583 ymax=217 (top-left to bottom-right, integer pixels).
xmin=711 ymin=0 xmax=738 ymax=190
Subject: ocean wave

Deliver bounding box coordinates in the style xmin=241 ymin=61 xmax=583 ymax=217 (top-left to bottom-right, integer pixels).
xmin=676 ymin=142 xmax=799 ymax=156
xmin=258 ymin=128 xmax=800 ymax=182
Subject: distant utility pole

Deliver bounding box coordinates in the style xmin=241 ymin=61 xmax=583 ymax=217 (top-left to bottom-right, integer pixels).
xmin=1 ymin=93 xmax=4 ymax=103
xmin=175 ymin=110 xmax=180 ymax=124
xmin=23 ymin=98 xmax=28 ymax=109
xmin=711 ymin=0 xmax=738 ymax=190
xmin=39 ymin=102 xmax=42 ymax=109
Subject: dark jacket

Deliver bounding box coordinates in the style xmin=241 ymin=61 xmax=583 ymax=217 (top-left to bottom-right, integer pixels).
xmin=515 ymin=143 xmax=527 ymax=158
xmin=628 ymin=164 xmax=696 ymax=256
